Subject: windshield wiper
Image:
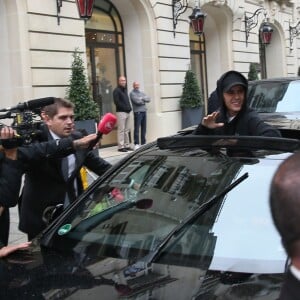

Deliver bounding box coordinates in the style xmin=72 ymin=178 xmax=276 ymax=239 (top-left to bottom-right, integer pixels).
xmin=144 ymin=172 xmax=249 ymax=264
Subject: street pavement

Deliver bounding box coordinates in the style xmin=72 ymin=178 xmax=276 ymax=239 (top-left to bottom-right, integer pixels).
xmin=8 ymin=146 xmax=129 ymax=244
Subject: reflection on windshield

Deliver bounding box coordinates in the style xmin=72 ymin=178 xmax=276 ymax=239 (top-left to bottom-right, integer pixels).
xmin=50 ymin=154 xmax=240 ymax=260
xmin=248 ymin=81 xmax=300 ymax=113
xmin=48 ymin=152 xmax=285 ymax=276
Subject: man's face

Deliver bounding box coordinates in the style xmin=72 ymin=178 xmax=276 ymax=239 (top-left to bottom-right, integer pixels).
xmin=133 ymin=82 xmax=140 ymax=90
xmin=119 ymin=77 xmax=126 ymax=88
xmin=44 ymin=107 xmax=75 ymax=138
xmin=223 ymin=85 xmax=245 ymax=117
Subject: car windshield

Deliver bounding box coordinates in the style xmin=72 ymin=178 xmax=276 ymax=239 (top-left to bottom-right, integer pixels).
xmin=45 ymin=149 xmax=287 ymax=274
xmin=248 ymin=80 xmax=300 ymax=113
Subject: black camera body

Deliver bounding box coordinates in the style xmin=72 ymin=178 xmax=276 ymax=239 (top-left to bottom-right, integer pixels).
xmin=11 ymin=111 xmax=44 ymax=145
xmin=0 ymin=97 xmax=55 ymax=146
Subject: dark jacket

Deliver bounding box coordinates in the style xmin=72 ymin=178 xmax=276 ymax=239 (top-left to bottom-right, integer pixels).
xmin=113 ymin=86 xmax=132 ymax=113
xmin=0 ymin=155 xmax=24 ymax=246
xmin=278 ymin=269 xmax=300 ymax=300
xmin=18 ymin=128 xmax=112 ymax=239
xmin=207 ymin=90 xmax=220 ymax=114
xmin=0 ymin=137 xmax=76 ymax=246
xmin=193 ymin=70 xmax=281 ymax=137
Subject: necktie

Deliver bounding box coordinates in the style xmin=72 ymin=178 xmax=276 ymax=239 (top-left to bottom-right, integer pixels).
xmin=62 ymin=155 xmax=77 ymax=207
xmin=61 ymin=156 xmax=69 ymax=181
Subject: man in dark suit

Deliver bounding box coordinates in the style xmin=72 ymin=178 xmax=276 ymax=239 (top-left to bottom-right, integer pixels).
xmin=19 ymin=98 xmax=112 ymax=240
xmin=270 ymin=152 xmax=300 ymax=299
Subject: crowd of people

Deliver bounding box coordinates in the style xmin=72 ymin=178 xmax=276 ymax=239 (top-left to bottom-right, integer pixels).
xmin=1 ymin=70 xmax=299 ymax=298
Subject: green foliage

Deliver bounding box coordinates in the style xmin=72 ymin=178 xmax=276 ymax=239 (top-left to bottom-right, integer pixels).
xmin=66 ymin=49 xmax=100 ymax=121
xmin=180 ymin=70 xmax=203 ymax=108
xmin=248 ymin=63 xmax=259 ymax=81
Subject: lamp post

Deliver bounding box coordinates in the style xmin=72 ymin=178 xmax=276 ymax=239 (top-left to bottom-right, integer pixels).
xmin=172 ymin=0 xmax=188 ymax=37
xmin=56 ymin=0 xmax=95 ymax=25
xmin=75 ymin=0 xmax=95 ymax=20
xmin=189 ymin=1 xmax=206 ymax=35
xmin=172 ymin=0 xmax=206 ymax=37
xmin=244 ymin=8 xmax=273 ymax=46
xmin=259 ymin=21 xmax=273 ymax=45
xmin=56 ymin=0 xmax=62 ymax=25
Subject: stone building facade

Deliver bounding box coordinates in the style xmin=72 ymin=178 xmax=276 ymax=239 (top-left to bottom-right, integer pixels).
xmin=0 ymin=0 xmax=299 ymax=144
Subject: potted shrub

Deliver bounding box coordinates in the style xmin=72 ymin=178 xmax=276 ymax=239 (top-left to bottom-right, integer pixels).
xmin=180 ymin=69 xmax=204 ymax=128
xmin=248 ymin=62 xmax=259 ymax=81
xmin=66 ymin=48 xmax=100 ymax=133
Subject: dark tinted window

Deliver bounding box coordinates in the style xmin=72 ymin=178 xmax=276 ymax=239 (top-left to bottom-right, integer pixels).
xmin=248 ymin=80 xmax=300 ymax=112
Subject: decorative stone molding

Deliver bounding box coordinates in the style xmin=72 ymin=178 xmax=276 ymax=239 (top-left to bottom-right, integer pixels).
xmin=209 ymin=0 xmax=226 ymax=6
xmin=204 ymin=0 xmax=243 ymax=16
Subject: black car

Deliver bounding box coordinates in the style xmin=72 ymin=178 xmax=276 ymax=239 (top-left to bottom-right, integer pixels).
xmin=248 ymin=77 xmax=300 ymax=134
xmin=2 ymin=130 xmax=300 ymax=299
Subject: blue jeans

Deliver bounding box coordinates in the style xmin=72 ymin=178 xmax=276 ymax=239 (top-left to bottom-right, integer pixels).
xmin=134 ymin=111 xmax=146 ymax=145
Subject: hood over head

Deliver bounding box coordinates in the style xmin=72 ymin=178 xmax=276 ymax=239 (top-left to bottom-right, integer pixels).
xmin=216 ymin=70 xmax=248 ymax=115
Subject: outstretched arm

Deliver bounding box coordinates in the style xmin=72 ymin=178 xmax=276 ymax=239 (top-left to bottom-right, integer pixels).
xmin=0 ymin=241 xmax=31 ymax=258
xmin=18 ymin=133 xmax=99 ymax=161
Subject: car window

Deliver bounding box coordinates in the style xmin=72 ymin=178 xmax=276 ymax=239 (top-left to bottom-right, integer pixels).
xmin=248 ymin=81 xmax=300 ymax=113
xmin=47 ymin=151 xmax=286 ymax=275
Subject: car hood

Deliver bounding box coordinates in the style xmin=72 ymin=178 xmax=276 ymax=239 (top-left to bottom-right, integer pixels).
xmin=1 ymin=239 xmax=282 ymax=299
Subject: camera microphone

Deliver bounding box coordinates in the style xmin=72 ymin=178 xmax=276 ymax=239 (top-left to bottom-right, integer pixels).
xmin=0 ymin=97 xmax=55 ymax=112
xmin=97 ymin=113 xmax=117 ymax=138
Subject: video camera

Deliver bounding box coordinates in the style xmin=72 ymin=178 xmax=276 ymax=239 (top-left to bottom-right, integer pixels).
xmin=0 ymin=97 xmax=55 ymax=146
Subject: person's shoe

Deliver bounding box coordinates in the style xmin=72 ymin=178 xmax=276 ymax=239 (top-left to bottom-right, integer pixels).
xmin=125 ymin=147 xmax=134 ymax=151
xmin=118 ymin=148 xmax=128 ymax=152
xmin=134 ymin=144 xmax=140 ymax=150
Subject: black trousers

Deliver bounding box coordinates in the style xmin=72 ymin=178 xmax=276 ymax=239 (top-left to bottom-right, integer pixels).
xmin=0 ymin=209 xmax=9 ymax=246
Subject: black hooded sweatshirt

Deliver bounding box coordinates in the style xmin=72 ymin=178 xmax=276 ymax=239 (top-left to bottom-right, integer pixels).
xmin=193 ymin=70 xmax=281 ymax=137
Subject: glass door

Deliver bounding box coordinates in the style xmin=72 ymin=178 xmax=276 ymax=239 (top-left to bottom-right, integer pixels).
xmin=85 ymin=2 xmax=125 ymax=147
xmin=86 ymin=43 xmax=118 ymax=147
xmin=86 ymin=46 xmax=116 ymax=116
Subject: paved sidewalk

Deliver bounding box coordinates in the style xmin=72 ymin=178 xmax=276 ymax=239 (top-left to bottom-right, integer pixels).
xmin=8 ymin=145 xmax=129 ymax=244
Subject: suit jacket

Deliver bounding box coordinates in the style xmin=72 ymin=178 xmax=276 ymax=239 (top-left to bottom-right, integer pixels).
xmin=18 ymin=128 xmax=112 ymax=239
xmin=278 ymin=269 xmax=300 ymax=300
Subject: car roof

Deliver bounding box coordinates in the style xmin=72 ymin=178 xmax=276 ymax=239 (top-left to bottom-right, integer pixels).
xmin=249 ymin=77 xmax=300 ymax=84
xmin=160 ymin=134 xmax=300 ymax=153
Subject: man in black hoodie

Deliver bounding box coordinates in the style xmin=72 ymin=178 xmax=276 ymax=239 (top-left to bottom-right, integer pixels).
xmin=193 ymin=70 xmax=281 ymax=137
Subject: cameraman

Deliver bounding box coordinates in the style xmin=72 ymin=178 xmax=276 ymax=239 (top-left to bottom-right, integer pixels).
xmin=19 ymin=98 xmax=112 ymax=240
xmin=0 ymin=126 xmax=24 ymax=249
xmin=0 ymin=125 xmax=100 ymax=254
xmin=0 ymin=127 xmax=32 ymax=258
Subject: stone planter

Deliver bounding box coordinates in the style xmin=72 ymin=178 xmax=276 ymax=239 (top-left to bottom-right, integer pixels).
xmin=181 ymin=107 xmax=203 ymax=129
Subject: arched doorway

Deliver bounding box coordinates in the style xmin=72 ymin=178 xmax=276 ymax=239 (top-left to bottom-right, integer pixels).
xmin=85 ymin=0 xmax=125 ymax=146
